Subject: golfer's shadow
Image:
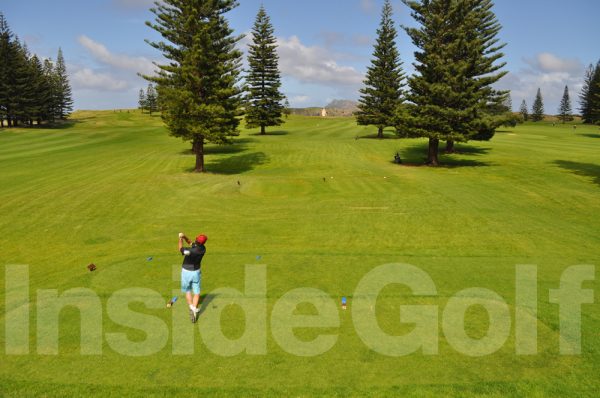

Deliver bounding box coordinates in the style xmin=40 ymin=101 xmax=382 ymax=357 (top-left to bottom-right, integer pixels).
xmin=198 ymin=293 xmax=219 ymax=316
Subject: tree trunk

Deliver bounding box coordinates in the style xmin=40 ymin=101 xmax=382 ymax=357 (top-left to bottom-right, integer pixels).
xmin=261 ymin=125 xmax=266 ymax=135
xmin=192 ymin=136 xmax=205 ymax=173
xmin=378 ymin=126 xmax=384 ymax=139
xmin=427 ymin=138 xmax=440 ymax=166
xmin=445 ymin=140 xmax=455 ymax=153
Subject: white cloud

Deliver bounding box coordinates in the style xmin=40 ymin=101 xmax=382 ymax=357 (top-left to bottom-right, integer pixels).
xmin=78 ymin=35 xmax=156 ymax=76
xmin=525 ymin=52 xmax=583 ymax=75
xmin=71 ymin=68 xmax=129 ymax=91
xmin=497 ymin=53 xmax=585 ymax=114
xmin=277 ymin=36 xmax=364 ymax=87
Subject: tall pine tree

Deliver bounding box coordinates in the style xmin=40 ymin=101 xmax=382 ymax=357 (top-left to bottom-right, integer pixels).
xmin=28 ymin=54 xmax=49 ymax=125
xmin=531 ymin=88 xmax=544 ymax=122
xmin=398 ymin=0 xmax=506 ymax=165
xmin=245 ymin=5 xmax=284 ymax=135
xmin=138 ymin=88 xmax=146 ymax=113
xmin=0 ymin=13 xmax=13 ymax=127
xmin=9 ymin=38 xmax=31 ymax=127
xmin=144 ymin=0 xmax=244 ymax=173
xmin=43 ymin=58 xmax=58 ymax=123
xmin=558 ymin=85 xmax=573 ymax=123
xmin=357 ymin=0 xmax=405 ymax=139
xmin=579 ymin=63 xmax=595 ymax=124
xmin=589 ymin=62 xmax=600 ymax=124
xmin=146 ymin=84 xmax=158 ymax=114
xmin=519 ymin=99 xmax=529 ymax=121
xmin=55 ymin=48 xmax=73 ymax=120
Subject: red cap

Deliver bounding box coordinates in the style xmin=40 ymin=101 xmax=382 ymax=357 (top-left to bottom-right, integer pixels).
xmin=195 ymin=235 xmax=208 ymax=244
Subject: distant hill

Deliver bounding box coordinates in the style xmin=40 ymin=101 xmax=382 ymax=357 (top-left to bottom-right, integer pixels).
xmin=289 ymin=100 xmax=359 ymax=117
xmin=289 ymin=107 xmax=323 ymax=117
xmin=325 ymin=99 xmax=359 ymax=111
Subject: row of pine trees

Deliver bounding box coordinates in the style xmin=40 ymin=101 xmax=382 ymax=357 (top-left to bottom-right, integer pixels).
xmin=143 ymin=0 xmax=512 ymax=170
xmin=143 ymin=1 xmax=286 ymax=172
xmin=142 ymin=0 xmax=598 ymax=171
xmin=0 ymin=13 xmax=73 ymax=127
xmin=138 ymin=84 xmax=159 ymax=114
xmin=357 ymin=0 xmax=518 ymax=163
xmin=518 ymin=87 xmax=573 ymax=123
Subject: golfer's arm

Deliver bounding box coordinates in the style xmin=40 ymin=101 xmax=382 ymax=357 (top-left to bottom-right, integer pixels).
xmin=178 ymin=238 xmax=184 ymax=252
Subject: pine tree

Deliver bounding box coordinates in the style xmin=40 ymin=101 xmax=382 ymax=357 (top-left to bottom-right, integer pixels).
xmin=20 ymin=43 xmax=40 ymax=126
xmin=144 ymin=0 xmax=244 ymax=173
xmin=357 ymin=0 xmax=405 ymax=139
xmin=0 ymin=12 xmax=12 ymax=127
xmin=589 ymin=62 xmax=600 ymax=124
xmin=558 ymin=85 xmax=573 ymax=123
xmin=9 ymin=37 xmax=31 ymax=127
xmin=520 ymin=99 xmax=529 ymax=121
xmin=43 ymin=58 xmax=58 ymax=123
xmin=55 ymin=48 xmax=73 ymax=120
xmin=397 ymin=0 xmax=506 ymax=165
xmin=138 ymin=89 xmax=146 ymax=113
xmin=283 ymin=98 xmax=291 ymax=119
xmin=531 ymin=88 xmax=544 ymax=122
xmin=28 ymin=55 xmax=50 ymax=125
xmin=579 ymin=63 xmax=595 ymax=124
xmin=145 ymin=84 xmax=158 ymax=114
xmin=245 ymin=5 xmax=284 ymax=135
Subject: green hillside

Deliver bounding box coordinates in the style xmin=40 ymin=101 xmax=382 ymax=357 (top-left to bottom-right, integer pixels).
xmin=0 ymin=110 xmax=599 ymax=397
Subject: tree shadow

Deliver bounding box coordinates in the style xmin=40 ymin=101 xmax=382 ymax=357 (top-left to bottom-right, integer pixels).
xmin=0 ymin=120 xmax=82 ymax=130
xmin=578 ymin=133 xmax=600 ymax=139
xmin=180 ymin=145 xmax=246 ymax=156
xmin=198 ymin=293 xmax=219 ymax=316
xmin=355 ymin=132 xmax=398 ymax=140
xmin=553 ymin=160 xmax=600 ymax=187
xmin=448 ymin=144 xmax=492 ymax=156
xmin=179 ymin=138 xmax=257 ymax=156
xmin=397 ymin=143 xmax=492 ymax=167
xmin=204 ymin=152 xmax=268 ymax=174
xmin=46 ymin=120 xmax=83 ymax=129
xmin=250 ymin=130 xmax=289 ymax=136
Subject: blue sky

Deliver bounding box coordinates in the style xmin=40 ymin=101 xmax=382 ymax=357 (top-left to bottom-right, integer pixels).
xmin=2 ymin=0 xmax=599 ymax=112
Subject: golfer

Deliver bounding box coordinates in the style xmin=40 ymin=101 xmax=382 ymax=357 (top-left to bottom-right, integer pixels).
xmin=178 ymin=233 xmax=207 ymax=323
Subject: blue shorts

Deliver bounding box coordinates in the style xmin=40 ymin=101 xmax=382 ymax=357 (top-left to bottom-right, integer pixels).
xmin=181 ymin=269 xmax=201 ymax=295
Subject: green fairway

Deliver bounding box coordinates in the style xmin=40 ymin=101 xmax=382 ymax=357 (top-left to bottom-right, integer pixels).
xmin=1 ymin=111 xmax=599 ymax=397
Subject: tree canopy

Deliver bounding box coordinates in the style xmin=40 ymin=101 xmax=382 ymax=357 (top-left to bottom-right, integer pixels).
xmin=356 ymin=0 xmax=406 ymax=139
xmin=144 ymin=0 xmax=244 ymax=173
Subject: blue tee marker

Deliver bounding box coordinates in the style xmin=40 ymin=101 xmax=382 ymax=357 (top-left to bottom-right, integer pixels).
xmin=147 ymin=256 xmax=153 ymax=262
xmin=167 ymin=296 xmax=178 ymax=308
xmin=256 ymin=255 xmax=262 ymax=261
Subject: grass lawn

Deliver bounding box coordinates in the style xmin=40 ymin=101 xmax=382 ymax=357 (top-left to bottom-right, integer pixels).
xmin=1 ymin=110 xmax=599 ymax=397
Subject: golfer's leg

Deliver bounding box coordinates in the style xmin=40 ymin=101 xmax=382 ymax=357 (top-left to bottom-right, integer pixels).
xmin=192 ymin=271 xmax=201 ymax=311
xmin=186 ymin=291 xmax=193 ymax=306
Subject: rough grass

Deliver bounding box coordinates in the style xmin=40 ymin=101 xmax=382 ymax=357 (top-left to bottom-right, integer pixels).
xmin=0 ymin=111 xmax=599 ymax=397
